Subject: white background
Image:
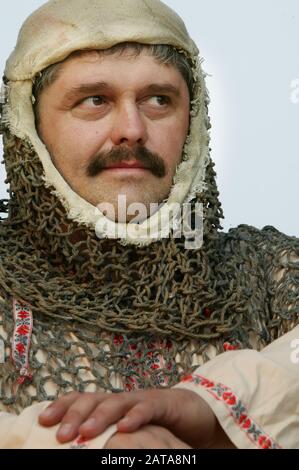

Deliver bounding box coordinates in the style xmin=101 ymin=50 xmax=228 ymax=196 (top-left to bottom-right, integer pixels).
xmin=1 ymin=0 xmax=298 ymax=236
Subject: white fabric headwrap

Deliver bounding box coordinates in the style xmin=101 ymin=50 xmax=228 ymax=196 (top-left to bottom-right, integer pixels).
xmin=2 ymin=0 xmax=211 ymax=246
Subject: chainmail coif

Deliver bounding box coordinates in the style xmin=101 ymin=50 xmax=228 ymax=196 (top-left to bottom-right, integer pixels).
xmin=0 ymin=130 xmax=298 ymax=413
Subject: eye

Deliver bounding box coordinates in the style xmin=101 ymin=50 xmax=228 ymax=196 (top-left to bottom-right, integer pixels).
xmin=80 ymin=96 xmax=107 ymax=107
xmin=147 ymin=95 xmax=171 ymax=106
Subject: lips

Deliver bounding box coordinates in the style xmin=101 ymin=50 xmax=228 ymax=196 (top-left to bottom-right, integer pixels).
xmin=104 ymin=161 xmax=148 ymax=170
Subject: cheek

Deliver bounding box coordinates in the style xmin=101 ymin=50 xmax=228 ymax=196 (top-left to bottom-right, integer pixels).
xmin=43 ymin=117 xmax=108 ymax=169
xmin=57 ymin=116 xmax=101 ymax=143
xmin=160 ymin=125 xmax=188 ymax=168
xmin=63 ymin=118 xmax=110 ymax=154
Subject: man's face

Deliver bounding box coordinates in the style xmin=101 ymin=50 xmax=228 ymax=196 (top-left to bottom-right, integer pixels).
xmin=38 ymin=49 xmax=190 ymax=222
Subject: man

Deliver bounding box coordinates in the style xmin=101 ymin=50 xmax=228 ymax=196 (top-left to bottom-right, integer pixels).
xmin=0 ymin=0 xmax=298 ymax=449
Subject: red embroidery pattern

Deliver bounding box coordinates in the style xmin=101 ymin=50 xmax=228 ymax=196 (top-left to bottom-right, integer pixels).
xmin=203 ymin=308 xmax=212 ymax=318
xmin=223 ymin=341 xmax=241 ymax=352
xmin=12 ymin=299 xmax=33 ymax=384
xmin=113 ymin=335 xmax=175 ymax=392
xmin=181 ymin=374 xmax=281 ymax=449
xmin=70 ymin=435 xmax=90 ymax=449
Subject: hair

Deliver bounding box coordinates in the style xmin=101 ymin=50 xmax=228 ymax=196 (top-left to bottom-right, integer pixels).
xmin=33 ymin=43 xmax=194 ymax=122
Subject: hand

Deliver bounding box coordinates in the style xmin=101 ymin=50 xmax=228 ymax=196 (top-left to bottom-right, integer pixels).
xmin=39 ymin=389 xmax=234 ymax=448
xmin=104 ymin=424 xmax=191 ymax=449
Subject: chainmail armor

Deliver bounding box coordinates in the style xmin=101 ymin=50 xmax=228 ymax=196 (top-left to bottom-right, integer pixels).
xmin=0 ymin=131 xmax=298 ymax=414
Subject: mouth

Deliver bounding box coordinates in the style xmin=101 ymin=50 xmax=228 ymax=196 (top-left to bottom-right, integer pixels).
xmin=103 ymin=161 xmax=149 ymax=170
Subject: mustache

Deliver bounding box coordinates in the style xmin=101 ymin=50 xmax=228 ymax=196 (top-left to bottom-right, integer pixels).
xmin=87 ymin=145 xmax=166 ymax=178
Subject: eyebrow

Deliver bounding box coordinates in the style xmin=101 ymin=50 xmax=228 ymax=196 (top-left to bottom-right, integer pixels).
xmin=141 ymin=84 xmax=181 ymax=97
xmin=62 ymin=81 xmax=181 ymax=101
xmin=63 ymin=82 xmax=110 ymax=101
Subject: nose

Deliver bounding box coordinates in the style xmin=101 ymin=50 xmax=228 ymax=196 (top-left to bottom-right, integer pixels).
xmin=110 ymin=100 xmax=148 ymax=147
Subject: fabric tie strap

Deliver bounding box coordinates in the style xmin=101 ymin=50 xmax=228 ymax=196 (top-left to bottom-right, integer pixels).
xmin=11 ymin=298 xmax=33 ymax=385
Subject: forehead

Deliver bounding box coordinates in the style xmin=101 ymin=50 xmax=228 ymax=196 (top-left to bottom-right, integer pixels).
xmin=55 ymin=49 xmax=187 ymax=89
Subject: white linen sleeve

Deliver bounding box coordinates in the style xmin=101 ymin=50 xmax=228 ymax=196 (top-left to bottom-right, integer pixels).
xmin=174 ymin=325 xmax=299 ymax=449
xmin=0 ymin=401 xmax=117 ymax=449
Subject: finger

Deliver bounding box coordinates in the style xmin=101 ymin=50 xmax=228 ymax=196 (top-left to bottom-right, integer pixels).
xmin=117 ymin=402 xmax=155 ymax=432
xmin=105 ymin=426 xmax=192 ymax=449
xmin=79 ymin=389 xmax=172 ymax=438
xmin=117 ymin=390 xmax=175 ymax=433
xmin=105 ymin=429 xmax=158 ymax=449
xmin=164 ymin=433 xmax=192 ymax=449
xmin=79 ymin=394 xmax=135 ymax=438
xmin=38 ymin=392 xmax=81 ymax=426
xmin=104 ymin=432 xmax=143 ymax=449
xmin=56 ymin=393 xmax=105 ymax=443
xmin=146 ymin=425 xmax=192 ymax=449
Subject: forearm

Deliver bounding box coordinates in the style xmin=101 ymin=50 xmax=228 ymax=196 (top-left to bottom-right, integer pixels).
xmin=208 ymin=418 xmax=236 ymax=449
